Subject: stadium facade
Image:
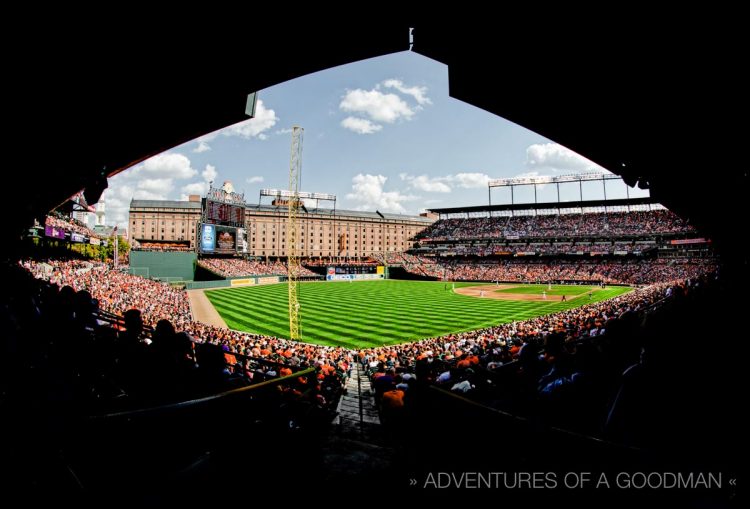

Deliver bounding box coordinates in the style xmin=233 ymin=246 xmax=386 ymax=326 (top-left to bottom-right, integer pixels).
xmin=129 ymin=196 xmax=434 ymax=258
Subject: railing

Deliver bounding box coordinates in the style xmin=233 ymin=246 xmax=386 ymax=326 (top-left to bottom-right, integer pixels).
xmin=88 ymin=367 xmax=316 ymax=420
xmin=380 ymin=379 xmax=650 ymax=482
xmin=62 ymin=367 xmax=321 ymax=493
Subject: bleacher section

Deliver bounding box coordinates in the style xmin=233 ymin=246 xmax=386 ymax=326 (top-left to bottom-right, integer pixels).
xmin=197 ymin=258 xmax=317 ymax=278
xmin=417 ymin=209 xmax=694 ymax=241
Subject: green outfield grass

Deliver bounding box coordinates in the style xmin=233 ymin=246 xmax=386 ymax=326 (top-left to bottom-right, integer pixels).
xmin=496 ymin=284 xmax=599 ymax=297
xmin=204 ymin=280 xmax=632 ymax=349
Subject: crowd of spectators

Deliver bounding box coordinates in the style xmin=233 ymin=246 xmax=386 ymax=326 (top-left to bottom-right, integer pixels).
xmin=304 ymin=258 xmax=378 ymax=267
xmin=25 ymin=260 xmax=192 ymax=329
xmin=360 ymin=280 xmax=673 ymax=378
xmin=418 ymin=240 xmax=657 ymax=256
xmin=131 ymin=241 xmax=192 ymax=252
xmin=16 ymin=253 xmax=717 ymax=449
xmin=15 ymin=259 xmax=350 ymax=417
xmin=23 ymin=260 xmax=344 ymax=369
xmin=21 ymin=257 xmax=713 ymax=393
xmin=403 ymin=258 xmax=716 ymax=285
xmin=375 ymin=252 xmax=432 ymax=269
xmin=359 ymin=272 xmax=718 ymax=442
xmin=417 ymin=210 xmax=695 ymax=241
xmin=198 ymin=258 xmax=317 ymax=277
xmin=44 ymin=213 xmax=103 ymax=239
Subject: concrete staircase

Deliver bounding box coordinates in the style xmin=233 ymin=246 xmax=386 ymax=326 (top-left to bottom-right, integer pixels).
xmin=320 ymin=363 xmax=393 ymax=481
xmin=336 ymin=363 xmax=380 ymax=434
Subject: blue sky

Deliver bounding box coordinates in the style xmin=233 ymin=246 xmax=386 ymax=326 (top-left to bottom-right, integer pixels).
xmin=101 ymin=51 xmax=648 ymax=228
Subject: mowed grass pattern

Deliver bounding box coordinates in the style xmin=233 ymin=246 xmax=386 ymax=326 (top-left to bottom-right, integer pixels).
xmin=205 ymin=280 xmax=632 ymax=349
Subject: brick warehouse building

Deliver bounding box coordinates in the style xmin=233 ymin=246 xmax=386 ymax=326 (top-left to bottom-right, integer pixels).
xmin=129 ymin=196 xmax=434 ymax=258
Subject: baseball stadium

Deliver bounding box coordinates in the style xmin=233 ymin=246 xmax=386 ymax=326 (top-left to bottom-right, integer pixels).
xmin=4 ymin=22 xmax=743 ymax=504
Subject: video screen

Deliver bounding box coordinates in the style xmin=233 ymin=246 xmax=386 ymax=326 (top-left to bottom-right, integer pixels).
xmin=200 ymin=223 xmax=237 ymax=253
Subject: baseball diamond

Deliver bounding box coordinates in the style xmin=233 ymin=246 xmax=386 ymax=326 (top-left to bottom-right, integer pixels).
xmin=204 ymin=280 xmax=632 ymax=349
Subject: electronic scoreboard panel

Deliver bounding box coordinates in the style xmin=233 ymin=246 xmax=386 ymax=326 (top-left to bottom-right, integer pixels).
xmin=205 ymin=200 xmax=244 ymax=227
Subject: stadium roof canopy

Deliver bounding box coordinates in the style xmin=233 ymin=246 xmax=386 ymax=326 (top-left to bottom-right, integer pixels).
xmin=429 ymin=197 xmax=658 ymax=216
xmin=8 ymin=17 xmax=744 ymax=266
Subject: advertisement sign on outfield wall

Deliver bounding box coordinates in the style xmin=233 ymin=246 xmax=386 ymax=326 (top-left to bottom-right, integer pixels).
xmin=230 ymin=278 xmax=254 ymax=286
xmin=326 ymin=274 xmax=384 ymax=281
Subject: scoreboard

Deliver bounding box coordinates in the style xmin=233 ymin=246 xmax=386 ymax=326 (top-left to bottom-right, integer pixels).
xmin=205 ymin=199 xmax=245 ymax=227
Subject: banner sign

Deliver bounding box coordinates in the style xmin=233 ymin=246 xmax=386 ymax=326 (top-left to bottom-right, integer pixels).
xmin=44 ymin=226 xmax=66 ymax=239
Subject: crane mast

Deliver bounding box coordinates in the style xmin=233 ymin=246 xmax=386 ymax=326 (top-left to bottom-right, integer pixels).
xmin=287 ymin=126 xmax=303 ymax=340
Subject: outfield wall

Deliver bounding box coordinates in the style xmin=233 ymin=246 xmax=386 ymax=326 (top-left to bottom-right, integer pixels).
xmin=185 ymin=275 xmax=279 ymax=290
xmin=186 ymin=280 xmax=231 ymax=290
xmin=129 ymin=251 xmax=196 ymax=281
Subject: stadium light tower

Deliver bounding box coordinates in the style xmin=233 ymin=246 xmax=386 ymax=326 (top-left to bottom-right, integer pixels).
xmin=287 ymin=126 xmax=303 ymax=341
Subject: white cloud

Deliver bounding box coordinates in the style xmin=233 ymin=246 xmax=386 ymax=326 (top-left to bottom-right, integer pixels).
xmin=190 ymin=132 xmax=219 ymax=152
xmin=99 ymin=180 xmax=133 ymax=228
xmin=423 ymin=199 xmax=442 ymax=205
xmin=222 ymin=99 xmax=278 ymax=139
xmin=246 ymin=176 xmax=264 ymax=184
xmin=133 ymin=189 xmax=168 ymax=200
xmin=400 ymin=172 xmax=491 ymax=191
xmin=100 ymin=152 xmax=202 ymax=228
xmin=191 ymin=100 xmax=279 ymax=151
xmin=340 ymin=88 xmax=415 ymax=123
xmin=526 ymin=143 xmax=609 ymax=173
xmin=450 ymin=172 xmax=491 ymax=189
xmin=139 ymin=153 xmax=198 ymax=179
xmin=383 ymin=79 xmax=432 ymax=106
xmin=401 ymin=174 xmax=451 ymax=193
xmin=101 ymin=180 xmax=171 ymax=228
xmin=202 ymin=164 xmax=217 ymax=183
xmin=341 ymin=116 xmax=383 ymax=134
xmin=181 ymin=163 xmax=219 ymax=196
xmin=137 ymin=178 xmax=173 ymax=194
xmin=181 ymin=182 xmax=209 ymax=195
xmin=275 ymin=128 xmax=293 ymax=135
xmin=193 ymin=140 xmax=211 ymax=153
xmin=514 ymin=171 xmax=542 ymax=178
xmin=338 ymin=79 xmax=433 ymax=134
xmin=512 ymin=171 xmax=551 ymax=190
xmin=345 ymin=174 xmax=419 ymax=213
